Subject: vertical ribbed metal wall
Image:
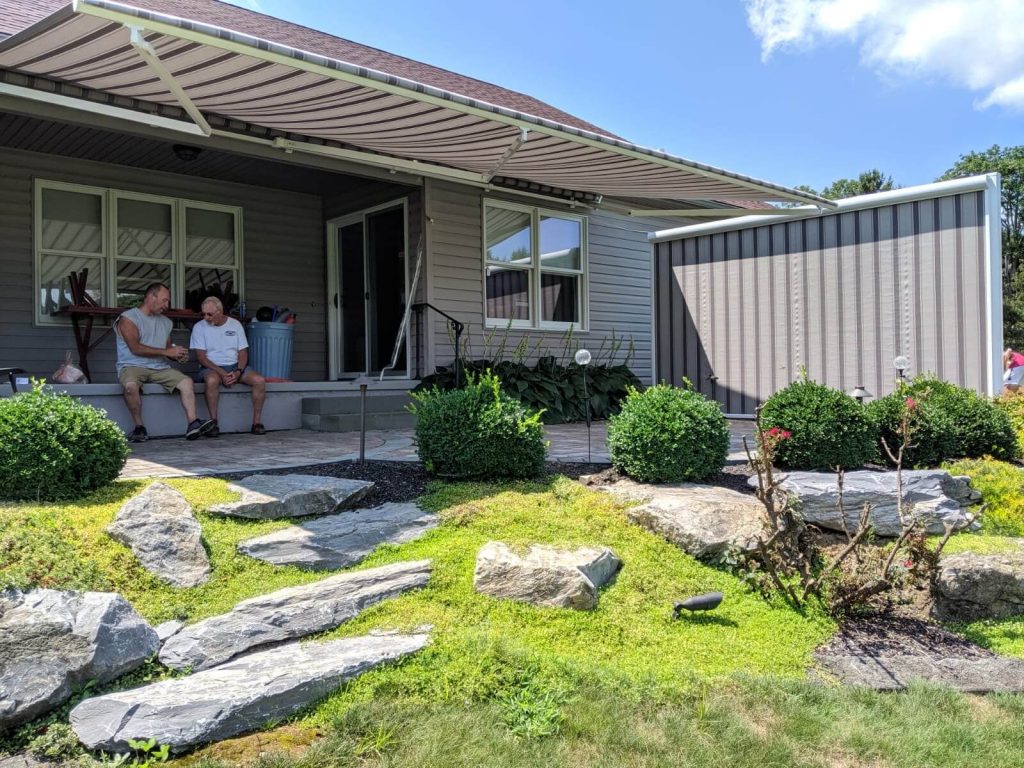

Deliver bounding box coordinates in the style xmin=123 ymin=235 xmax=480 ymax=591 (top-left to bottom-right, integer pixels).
xmin=653 ymin=190 xmax=992 ymax=415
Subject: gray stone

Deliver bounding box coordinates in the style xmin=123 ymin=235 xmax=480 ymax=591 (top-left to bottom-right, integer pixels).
xmin=107 ymin=483 xmax=210 ymax=588
xmin=71 ymin=632 xmax=430 ymax=753
xmin=158 ymin=560 xmax=431 ymax=671
xmin=208 ymin=474 xmax=374 ymax=519
xmin=155 ymin=621 xmax=184 ymax=643
xmin=747 ymin=470 xmax=980 ymax=537
xmin=0 ymin=590 xmax=158 ymax=733
xmin=933 ymin=544 xmax=1024 ymax=621
xmin=813 ymin=616 xmax=1024 ymax=692
xmin=238 ymin=503 xmax=439 ymax=570
xmin=473 ymin=542 xmax=621 ymax=610
xmin=589 ymin=477 xmax=764 ymax=558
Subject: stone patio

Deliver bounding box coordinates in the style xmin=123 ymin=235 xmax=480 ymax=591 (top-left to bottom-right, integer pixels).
xmin=120 ymin=420 xmax=755 ymax=479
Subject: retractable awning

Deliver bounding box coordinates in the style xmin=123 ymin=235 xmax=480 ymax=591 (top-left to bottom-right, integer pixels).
xmin=0 ymin=0 xmax=835 ymax=207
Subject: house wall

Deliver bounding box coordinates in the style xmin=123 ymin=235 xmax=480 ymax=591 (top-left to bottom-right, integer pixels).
xmin=423 ymin=178 xmax=670 ymax=383
xmin=0 ymin=146 xmax=331 ymax=382
xmin=652 ymin=186 xmax=998 ymax=414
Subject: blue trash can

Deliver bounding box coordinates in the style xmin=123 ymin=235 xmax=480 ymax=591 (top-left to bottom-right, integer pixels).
xmin=248 ymin=321 xmax=294 ymax=379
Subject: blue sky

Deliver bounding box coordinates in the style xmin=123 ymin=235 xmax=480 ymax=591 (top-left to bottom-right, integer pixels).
xmin=226 ymin=0 xmax=1023 ymax=193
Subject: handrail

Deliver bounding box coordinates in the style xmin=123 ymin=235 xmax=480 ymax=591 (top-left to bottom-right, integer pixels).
xmin=379 ymin=234 xmax=424 ymax=382
xmin=412 ymin=302 xmax=465 ymax=388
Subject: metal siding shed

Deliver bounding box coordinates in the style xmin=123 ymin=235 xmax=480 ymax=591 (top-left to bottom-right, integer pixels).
xmin=649 ymin=175 xmax=1003 ymax=415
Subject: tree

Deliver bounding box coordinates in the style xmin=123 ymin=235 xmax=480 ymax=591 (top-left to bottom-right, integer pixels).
xmin=940 ymin=145 xmax=1024 ymax=348
xmin=820 ymin=169 xmax=896 ymax=200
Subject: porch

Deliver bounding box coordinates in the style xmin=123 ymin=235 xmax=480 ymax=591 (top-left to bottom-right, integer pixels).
xmin=118 ymin=420 xmax=756 ymax=478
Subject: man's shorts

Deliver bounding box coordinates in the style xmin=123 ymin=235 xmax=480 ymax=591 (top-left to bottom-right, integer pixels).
xmin=118 ymin=366 xmax=188 ymax=393
xmin=1006 ymin=366 xmax=1024 ymax=386
xmin=195 ymin=363 xmax=246 ymax=382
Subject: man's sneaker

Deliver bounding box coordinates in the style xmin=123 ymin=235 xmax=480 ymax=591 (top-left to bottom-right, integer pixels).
xmin=251 ymin=423 xmax=266 ymax=435
xmin=128 ymin=426 xmax=148 ymax=443
xmin=186 ymin=418 xmax=215 ymax=440
xmin=204 ymin=420 xmax=220 ymax=438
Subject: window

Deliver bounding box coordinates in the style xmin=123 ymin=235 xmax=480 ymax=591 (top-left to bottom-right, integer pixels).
xmin=484 ymin=201 xmax=586 ymax=329
xmin=34 ymin=181 xmax=242 ymax=324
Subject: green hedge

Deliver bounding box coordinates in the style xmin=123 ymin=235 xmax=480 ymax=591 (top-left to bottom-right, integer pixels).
xmin=869 ymin=377 xmax=1017 ymax=466
xmin=410 ymin=372 xmax=546 ymax=479
xmin=607 ymin=384 xmax=729 ymax=483
xmin=0 ymin=384 xmax=129 ymax=501
xmin=760 ymin=379 xmax=876 ymax=470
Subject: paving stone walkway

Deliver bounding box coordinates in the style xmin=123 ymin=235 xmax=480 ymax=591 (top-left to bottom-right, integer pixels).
xmin=120 ymin=420 xmax=755 ymax=479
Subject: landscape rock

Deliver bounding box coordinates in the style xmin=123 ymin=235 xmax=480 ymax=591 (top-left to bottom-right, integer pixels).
xmin=158 ymin=560 xmax=431 ymax=671
xmin=813 ymin=615 xmax=1024 ymax=692
xmin=71 ymin=631 xmax=430 ymax=753
xmin=0 ymin=590 xmax=158 ymax=732
xmin=107 ymin=482 xmax=210 ymax=588
xmin=474 ymin=542 xmax=621 ymax=610
xmin=155 ymin=620 xmax=184 ymax=643
xmin=933 ymin=543 xmax=1024 ymax=621
xmin=238 ymin=503 xmax=438 ymax=570
xmin=747 ymin=470 xmax=980 ymax=537
xmin=208 ymin=474 xmax=374 ymax=519
xmin=588 ymin=477 xmax=764 ymax=558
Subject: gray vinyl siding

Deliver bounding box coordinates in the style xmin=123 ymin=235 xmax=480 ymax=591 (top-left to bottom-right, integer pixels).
xmin=424 ymin=179 xmax=671 ymax=383
xmin=0 ymin=147 xmax=327 ymax=382
xmin=653 ymin=190 xmax=993 ymax=414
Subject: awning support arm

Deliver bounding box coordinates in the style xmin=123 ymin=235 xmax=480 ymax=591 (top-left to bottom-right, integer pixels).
xmin=126 ymin=25 xmax=211 ymax=137
xmin=482 ymin=128 xmax=528 ymax=183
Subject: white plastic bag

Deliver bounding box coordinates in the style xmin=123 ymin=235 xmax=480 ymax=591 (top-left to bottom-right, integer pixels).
xmin=52 ymin=351 xmax=87 ymax=384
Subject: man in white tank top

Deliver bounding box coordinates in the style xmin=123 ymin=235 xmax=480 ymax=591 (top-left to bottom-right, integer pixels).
xmin=115 ymin=283 xmax=214 ymax=442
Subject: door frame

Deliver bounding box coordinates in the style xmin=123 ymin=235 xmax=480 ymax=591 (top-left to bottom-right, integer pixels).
xmin=326 ymin=198 xmax=410 ymax=379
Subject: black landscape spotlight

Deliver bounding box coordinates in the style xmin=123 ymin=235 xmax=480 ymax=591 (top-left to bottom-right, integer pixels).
xmin=673 ymin=592 xmax=724 ymax=618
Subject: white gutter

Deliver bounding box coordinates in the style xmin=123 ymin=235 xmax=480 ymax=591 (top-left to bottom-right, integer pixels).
xmin=648 ymin=175 xmax=996 ymax=243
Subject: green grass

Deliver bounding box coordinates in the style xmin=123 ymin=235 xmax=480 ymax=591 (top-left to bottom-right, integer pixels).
xmin=8 ymin=473 xmax=1024 ymax=767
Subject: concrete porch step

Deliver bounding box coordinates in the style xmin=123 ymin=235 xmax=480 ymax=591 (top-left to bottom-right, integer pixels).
xmin=302 ymin=410 xmax=416 ymax=432
xmin=302 ymin=393 xmax=414 ymax=415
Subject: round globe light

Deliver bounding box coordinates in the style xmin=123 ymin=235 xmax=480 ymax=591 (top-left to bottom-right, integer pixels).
xmin=893 ymin=355 xmax=910 ymax=371
xmin=574 ymin=349 xmax=592 ymax=366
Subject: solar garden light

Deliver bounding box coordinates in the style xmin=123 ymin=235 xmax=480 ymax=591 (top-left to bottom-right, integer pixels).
xmin=893 ymin=355 xmax=910 ymax=385
xmin=673 ymin=592 xmax=724 ymax=618
xmin=848 ymin=385 xmax=873 ymax=403
xmin=353 ymin=374 xmax=373 ymax=466
xmin=575 ymin=348 xmax=592 ymax=463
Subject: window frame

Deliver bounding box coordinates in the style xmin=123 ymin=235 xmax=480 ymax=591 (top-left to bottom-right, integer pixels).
xmin=482 ymin=198 xmax=588 ymax=332
xmin=33 ymin=179 xmax=244 ymax=326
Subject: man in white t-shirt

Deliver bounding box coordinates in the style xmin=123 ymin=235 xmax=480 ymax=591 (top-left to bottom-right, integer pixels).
xmin=190 ymin=296 xmax=267 ymax=436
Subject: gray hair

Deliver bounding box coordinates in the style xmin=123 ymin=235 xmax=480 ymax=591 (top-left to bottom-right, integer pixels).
xmin=201 ymin=296 xmax=224 ymax=312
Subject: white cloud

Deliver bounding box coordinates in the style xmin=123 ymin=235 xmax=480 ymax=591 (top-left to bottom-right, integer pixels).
xmin=745 ymin=0 xmax=1024 ymax=110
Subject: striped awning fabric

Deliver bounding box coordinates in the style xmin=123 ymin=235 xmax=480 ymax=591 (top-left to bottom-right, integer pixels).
xmin=0 ymin=0 xmax=832 ymax=205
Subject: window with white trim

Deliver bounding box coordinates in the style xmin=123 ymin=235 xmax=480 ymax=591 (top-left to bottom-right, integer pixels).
xmin=483 ymin=200 xmax=586 ymax=329
xmin=35 ymin=180 xmax=242 ymax=324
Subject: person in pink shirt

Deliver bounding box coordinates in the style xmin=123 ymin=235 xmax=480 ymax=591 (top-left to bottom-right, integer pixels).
xmin=1003 ymin=348 xmax=1024 ymax=392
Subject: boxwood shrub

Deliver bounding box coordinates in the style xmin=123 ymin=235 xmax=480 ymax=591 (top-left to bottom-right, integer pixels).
xmin=607 ymin=384 xmax=729 ymax=483
xmin=410 ymin=371 xmax=546 ymax=479
xmin=0 ymin=384 xmax=129 ymax=501
xmin=870 ymin=376 xmax=1017 ymax=466
xmin=759 ymin=379 xmax=876 ymax=470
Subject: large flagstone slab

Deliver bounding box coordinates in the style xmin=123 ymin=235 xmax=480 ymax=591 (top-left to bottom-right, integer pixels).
xmin=207 ymin=474 xmax=374 ymax=519
xmin=158 ymin=560 xmax=430 ymax=671
xmin=71 ymin=632 xmax=430 ymax=753
xmin=238 ymin=503 xmax=438 ymax=570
